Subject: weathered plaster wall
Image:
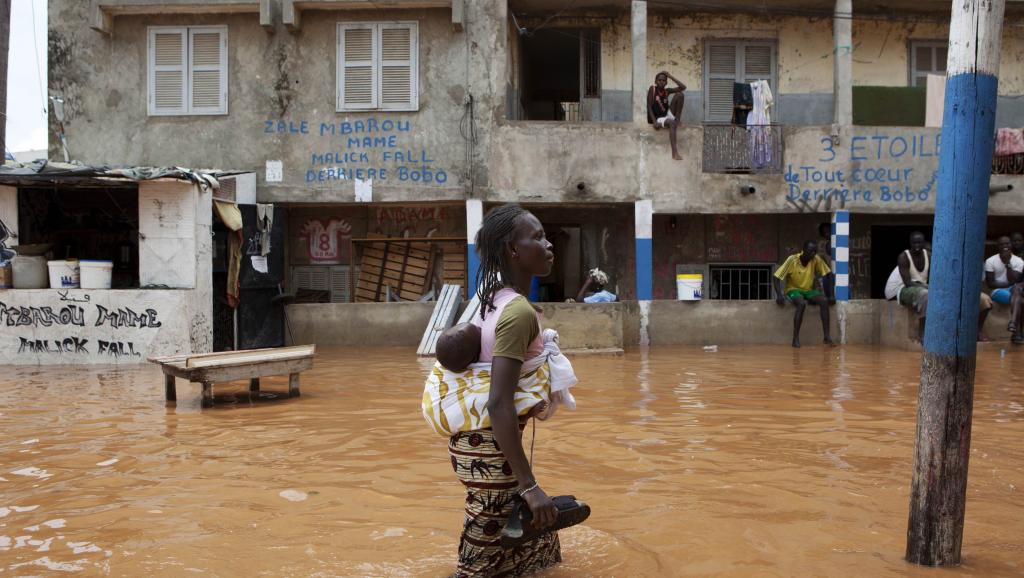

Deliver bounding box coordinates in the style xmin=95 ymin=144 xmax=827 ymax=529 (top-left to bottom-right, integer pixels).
xmin=49 ymin=0 xmax=509 ymax=204
xmin=537 ymin=302 xmax=622 ymax=350
xmin=489 ymin=123 xmax=1024 ymax=214
xmin=0 ymin=289 xmax=200 ymax=365
xmin=0 ymin=180 xmax=212 ymax=364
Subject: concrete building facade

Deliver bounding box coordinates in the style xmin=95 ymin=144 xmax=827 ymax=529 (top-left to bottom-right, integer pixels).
xmin=38 ymin=0 xmax=1024 ymax=347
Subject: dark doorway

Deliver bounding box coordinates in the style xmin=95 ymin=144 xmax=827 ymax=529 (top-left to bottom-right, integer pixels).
xmin=536 ymin=224 xmax=581 ymax=302
xmin=870 ymin=225 xmax=934 ymax=299
xmin=519 ymin=28 xmax=600 ymax=121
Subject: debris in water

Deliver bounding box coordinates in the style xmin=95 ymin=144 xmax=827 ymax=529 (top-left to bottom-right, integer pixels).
xmin=96 ymin=458 xmax=119 ymax=467
xmin=11 ymin=467 xmax=53 ymax=480
xmin=279 ymin=490 xmax=308 ymax=502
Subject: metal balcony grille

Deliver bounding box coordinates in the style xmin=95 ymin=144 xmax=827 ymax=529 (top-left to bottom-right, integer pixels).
xmin=709 ymin=264 xmax=774 ymax=300
xmin=702 ymin=123 xmax=784 ymax=174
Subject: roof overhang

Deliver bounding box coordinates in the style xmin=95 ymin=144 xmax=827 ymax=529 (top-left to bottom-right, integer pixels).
xmin=90 ymin=0 xmax=271 ymax=35
xmin=283 ymin=0 xmax=462 ymax=31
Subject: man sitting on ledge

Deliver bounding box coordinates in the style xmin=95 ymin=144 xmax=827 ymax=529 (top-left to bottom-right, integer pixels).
xmin=773 ymin=240 xmax=835 ymax=348
xmin=884 ymin=231 xmax=993 ymax=341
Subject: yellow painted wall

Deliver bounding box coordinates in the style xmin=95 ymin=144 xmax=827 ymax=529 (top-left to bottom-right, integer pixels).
xmin=547 ymin=13 xmax=1024 ymax=96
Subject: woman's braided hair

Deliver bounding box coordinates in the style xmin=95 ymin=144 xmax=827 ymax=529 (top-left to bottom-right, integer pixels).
xmin=475 ymin=204 xmax=529 ymax=320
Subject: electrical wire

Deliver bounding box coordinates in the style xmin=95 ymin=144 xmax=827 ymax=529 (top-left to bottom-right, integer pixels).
xmin=30 ymin=0 xmax=47 ymax=119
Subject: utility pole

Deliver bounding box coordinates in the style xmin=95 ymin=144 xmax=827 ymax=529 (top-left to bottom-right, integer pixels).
xmin=0 ymin=0 xmax=10 ymax=163
xmin=906 ymin=0 xmax=1005 ymax=567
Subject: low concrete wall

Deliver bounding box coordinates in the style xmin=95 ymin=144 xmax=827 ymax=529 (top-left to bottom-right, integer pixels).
xmin=647 ymin=300 xmax=842 ymax=346
xmin=537 ymin=302 xmax=623 ymax=350
xmin=284 ymin=298 xmax=1018 ymax=351
xmin=0 ymin=289 xmax=207 ymax=364
xmin=287 ymin=302 xmax=435 ymax=346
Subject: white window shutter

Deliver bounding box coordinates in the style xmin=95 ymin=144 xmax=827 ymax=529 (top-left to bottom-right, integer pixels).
xmin=743 ymin=44 xmax=772 ymax=85
xmin=705 ymin=42 xmax=737 ymax=122
xmin=149 ymin=28 xmax=187 ymax=116
xmin=189 ymin=27 xmax=228 ymax=115
xmin=338 ymin=24 xmax=377 ymax=110
xmin=379 ymin=23 xmax=417 ymax=111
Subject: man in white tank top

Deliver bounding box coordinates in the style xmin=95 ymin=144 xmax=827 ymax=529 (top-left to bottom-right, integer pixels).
xmin=893 ymin=231 xmax=993 ymax=341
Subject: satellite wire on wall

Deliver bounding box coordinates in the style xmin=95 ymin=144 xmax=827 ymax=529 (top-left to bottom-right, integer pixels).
xmin=31 ymin=0 xmax=46 ymax=121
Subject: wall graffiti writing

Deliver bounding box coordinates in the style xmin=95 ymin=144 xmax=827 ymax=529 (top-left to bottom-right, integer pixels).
xmin=16 ymin=337 xmax=142 ymax=358
xmin=262 ymin=118 xmax=450 ymax=185
xmin=299 ymin=219 xmax=352 ymax=264
xmin=94 ymin=306 xmax=162 ymax=329
xmin=0 ymin=217 xmax=16 ymax=262
xmin=0 ymin=302 xmax=162 ymax=329
xmin=376 ymin=207 xmax=449 ymax=225
xmin=786 ymin=133 xmax=941 ymax=205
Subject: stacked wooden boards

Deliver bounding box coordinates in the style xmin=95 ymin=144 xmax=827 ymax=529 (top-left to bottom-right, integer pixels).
xmin=416 ymin=284 xmax=463 ymax=356
xmin=355 ymin=238 xmax=436 ymax=302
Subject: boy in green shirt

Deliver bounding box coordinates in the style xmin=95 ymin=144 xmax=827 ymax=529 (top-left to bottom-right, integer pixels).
xmin=773 ymin=240 xmax=835 ymax=348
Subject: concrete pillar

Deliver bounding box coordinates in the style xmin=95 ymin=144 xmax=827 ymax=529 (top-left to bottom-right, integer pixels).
xmin=833 ymin=0 xmax=853 ymax=126
xmin=635 ymin=199 xmax=653 ymax=344
xmin=906 ymin=0 xmax=1005 ymax=567
xmin=466 ymin=199 xmax=483 ymax=298
xmin=831 ymin=210 xmax=850 ymax=343
xmin=631 ymin=1 xmax=648 ymax=126
xmin=831 ymin=210 xmax=850 ymax=301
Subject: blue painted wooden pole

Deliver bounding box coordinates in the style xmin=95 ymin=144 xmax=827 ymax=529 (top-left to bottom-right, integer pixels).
xmin=906 ymin=0 xmax=1005 ymax=567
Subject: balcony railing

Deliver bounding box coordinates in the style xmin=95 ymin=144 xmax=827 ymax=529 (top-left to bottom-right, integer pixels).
xmin=702 ymin=123 xmax=785 ymax=174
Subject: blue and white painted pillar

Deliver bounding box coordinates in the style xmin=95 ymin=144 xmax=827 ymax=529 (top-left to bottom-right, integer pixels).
xmin=466 ymin=199 xmax=483 ymax=298
xmin=635 ymin=200 xmax=653 ymax=345
xmin=831 ymin=210 xmax=850 ymax=343
xmin=906 ymin=0 xmax=1005 ymax=567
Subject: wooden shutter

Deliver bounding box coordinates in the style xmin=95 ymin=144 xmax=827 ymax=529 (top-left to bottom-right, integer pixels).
xmin=149 ymin=28 xmax=187 ymax=115
xmin=705 ymin=42 xmax=737 ymax=122
xmin=338 ymin=24 xmax=377 ymax=110
xmin=379 ymin=24 xmax=417 ymax=110
xmin=744 ymin=44 xmax=773 ymax=87
xmin=189 ymin=27 xmax=228 ymax=114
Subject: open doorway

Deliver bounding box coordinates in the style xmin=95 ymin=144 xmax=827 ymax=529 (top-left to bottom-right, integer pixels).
xmin=870 ymin=225 xmax=934 ymax=299
xmin=519 ymin=28 xmax=600 ymax=121
xmin=536 ymin=224 xmax=581 ymax=302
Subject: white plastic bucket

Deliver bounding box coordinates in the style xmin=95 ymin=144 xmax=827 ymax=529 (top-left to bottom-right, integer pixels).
xmin=11 ymin=255 xmax=49 ymax=289
xmin=80 ymin=260 xmax=114 ymax=289
xmin=676 ymin=273 xmax=703 ymax=300
xmin=48 ymin=259 xmax=80 ymax=289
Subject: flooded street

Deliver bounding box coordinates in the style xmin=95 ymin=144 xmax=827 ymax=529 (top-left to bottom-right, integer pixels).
xmin=1 ymin=345 xmax=1023 ymax=577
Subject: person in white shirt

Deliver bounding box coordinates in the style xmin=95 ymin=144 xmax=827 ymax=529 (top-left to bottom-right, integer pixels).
xmin=985 ymin=236 xmax=1023 ymax=305
xmin=885 ymin=231 xmax=993 ymax=341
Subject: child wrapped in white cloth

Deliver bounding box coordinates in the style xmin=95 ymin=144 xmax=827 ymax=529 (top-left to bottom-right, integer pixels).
xmin=421 ymin=327 xmax=577 ymax=437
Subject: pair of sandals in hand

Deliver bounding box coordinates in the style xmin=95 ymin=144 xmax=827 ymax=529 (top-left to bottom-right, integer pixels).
xmin=500 ymin=495 xmax=591 ymax=548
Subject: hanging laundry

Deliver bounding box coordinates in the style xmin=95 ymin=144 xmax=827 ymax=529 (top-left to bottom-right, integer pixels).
xmin=732 ymin=82 xmax=753 ymax=126
xmin=256 ymin=203 xmax=274 ymax=256
xmin=747 ymin=80 xmax=775 ymax=169
xmin=995 ymin=128 xmax=1024 ymax=156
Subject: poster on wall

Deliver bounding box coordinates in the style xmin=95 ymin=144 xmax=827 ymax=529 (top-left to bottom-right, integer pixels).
xmin=299 ymin=218 xmax=353 ymax=265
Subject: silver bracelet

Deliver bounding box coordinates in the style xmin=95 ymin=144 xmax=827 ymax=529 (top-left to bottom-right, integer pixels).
xmin=518 ymin=482 xmax=539 ymax=497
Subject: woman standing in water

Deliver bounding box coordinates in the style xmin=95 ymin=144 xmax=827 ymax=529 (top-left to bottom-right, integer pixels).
xmin=448 ymin=204 xmax=561 ymax=576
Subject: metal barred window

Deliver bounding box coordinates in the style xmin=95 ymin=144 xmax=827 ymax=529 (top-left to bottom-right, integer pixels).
xmin=148 ymin=26 xmax=227 ymax=116
xmin=709 ymin=264 xmax=775 ymax=300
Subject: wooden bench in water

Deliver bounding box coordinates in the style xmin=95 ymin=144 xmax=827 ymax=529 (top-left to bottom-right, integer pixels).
xmin=149 ymin=345 xmax=316 ymax=408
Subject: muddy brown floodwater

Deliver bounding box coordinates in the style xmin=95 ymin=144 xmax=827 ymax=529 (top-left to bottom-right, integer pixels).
xmin=1 ymin=345 xmax=1023 ymax=576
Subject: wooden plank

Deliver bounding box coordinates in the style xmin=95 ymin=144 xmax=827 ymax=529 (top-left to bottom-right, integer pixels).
xmin=165 ymin=374 xmax=176 ymax=401
xmin=417 ymin=284 xmax=462 ymax=355
xmin=457 ymin=293 xmax=481 ymax=324
xmin=185 ymin=345 xmax=315 ymax=369
xmin=190 ymin=357 xmax=314 ymax=384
